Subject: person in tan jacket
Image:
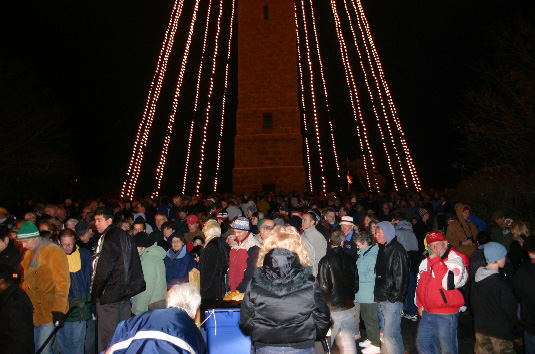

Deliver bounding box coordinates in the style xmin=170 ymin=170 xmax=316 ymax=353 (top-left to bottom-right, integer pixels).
xmin=446 ymin=204 xmax=478 ymax=257
xmin=18 ymin=221 xmax=70 ymax=354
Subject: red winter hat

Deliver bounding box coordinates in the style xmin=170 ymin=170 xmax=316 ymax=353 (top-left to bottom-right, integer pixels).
xmin=426 ymin=231 xmax=446 ymax=244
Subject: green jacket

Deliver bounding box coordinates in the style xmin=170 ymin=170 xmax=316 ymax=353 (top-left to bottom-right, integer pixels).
xmin=132 ymin=243 xmax=167 ymax=315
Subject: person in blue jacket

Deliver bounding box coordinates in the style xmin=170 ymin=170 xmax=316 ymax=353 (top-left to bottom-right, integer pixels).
xmin=104 ymin=283 xmax=206 ymax=354
xmin=164 ymin=233 xmax=196 ymax=286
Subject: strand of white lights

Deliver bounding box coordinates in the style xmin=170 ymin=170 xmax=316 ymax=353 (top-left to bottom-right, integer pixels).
xmin=181 ymin=0 xmax=215 ymax=195
xmin=352 ymin=0 xmax=421 ymax=190
xmin=121 ymin=0 xmax=185 ymax=199
xmin=195 ymin=0 xmax=226 ymax=195
xmin=307 ymin=0 xmax=342 ymax=191
xmin=150 ymin=0 xmax=203 ymax=199
xmin=294 ymin=1 xmax=314 ymax=193
xmin=213 ymin=0 xmax=236 ymax=192
xmin=341 ymin=0 xmax=401 ymax=190
xmin=329 ymin=0 xmax=378 ymax=190
xmin=299 ymin=0 xmax=327 ymax=194
xmin=350 ymin=3 xmax=407 ymax=190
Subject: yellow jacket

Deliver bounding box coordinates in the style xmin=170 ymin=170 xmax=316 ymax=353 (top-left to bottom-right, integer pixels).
xmin=21 ymin=242 xmax=70 ymax=326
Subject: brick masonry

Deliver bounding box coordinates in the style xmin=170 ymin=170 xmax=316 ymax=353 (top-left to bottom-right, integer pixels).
xmin=233 ymin=0 xmax=306 ymax=194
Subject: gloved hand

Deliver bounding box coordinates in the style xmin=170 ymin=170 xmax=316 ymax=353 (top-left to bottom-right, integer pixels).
xmin=52 ymin=311 xmax=65 ymax=328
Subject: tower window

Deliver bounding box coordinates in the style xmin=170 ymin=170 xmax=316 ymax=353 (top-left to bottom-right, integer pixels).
xmin=262 ymin=112 xmax=273 ymax=129
xmin=264 ymin=4 xmax=269 ymax=20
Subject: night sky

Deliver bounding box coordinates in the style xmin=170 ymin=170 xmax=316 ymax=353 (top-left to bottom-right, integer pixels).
xmin=2 ymin=0 xmax=533 ymax=198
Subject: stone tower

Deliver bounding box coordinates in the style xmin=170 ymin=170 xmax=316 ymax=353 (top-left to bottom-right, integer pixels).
xmin=232 ymin=0 xmax=306 ymax=194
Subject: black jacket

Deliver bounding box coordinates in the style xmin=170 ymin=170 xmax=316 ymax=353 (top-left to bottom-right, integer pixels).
xmin=318 ymin=247 xmax=358 ymax=310
xmin=0 ymin=284 xmax=34 ymax=354
xmin=472 ymin=269 xmax=517 ymax=340
xmin=91 ymin=224 xmax=145 ymax=304
xmin=0 ymin=239 xmax=21 ymax=273
xmin=240 ymin=248 xmax=331 ymax=348
xmin=374 ymin=237 xmax=409 ymax=303
xmin=514 ymin=262 xmax=535 ymax=335
xmin=199 ymin=237 xmax=229 ymax=301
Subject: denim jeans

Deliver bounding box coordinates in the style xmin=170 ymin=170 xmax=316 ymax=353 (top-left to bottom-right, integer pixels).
xmin=331 ymin=307 xmax=357 ymax=354
xmin=525 ymin=330 xmax=535 ymax=354
xmin=254 ymin=346 xmax=314 ymax=354
xmin=378 ymin=301 xmax=404 ymax=354
xmin=417 ymin=310 xmax=459 ymax=354
xmin=403 ymin=272 xmax=417 ymax=316
xmin=56 ymin=321 xmax=86 ymax=353
xmin=34 ymin=322 xmax=56 ymax=354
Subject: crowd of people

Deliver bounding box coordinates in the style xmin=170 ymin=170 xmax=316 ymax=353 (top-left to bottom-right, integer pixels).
xmin=0 ymin=189 xmax=533 ymax=354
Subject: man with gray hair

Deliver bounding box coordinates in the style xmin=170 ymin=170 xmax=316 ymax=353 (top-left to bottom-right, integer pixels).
xmin=104 ymin=283 xmax=206 ymax=354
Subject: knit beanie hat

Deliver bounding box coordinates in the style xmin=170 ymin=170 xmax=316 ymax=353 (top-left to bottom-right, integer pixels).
xmin=203 ymin=219 xmax=221 ymax=237
xmin=232 ymin=216 xmax=250 ymax=231
xmin=484 ymin=242 xmax=507 ymax=263
xmin=17 ymin=221 xmax=40 ymax=240
xmin=134 ymin=232 xmax=152 ymax=248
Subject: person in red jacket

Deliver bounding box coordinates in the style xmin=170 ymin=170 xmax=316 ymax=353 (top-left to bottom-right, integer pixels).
xmin=415 ymin=231 xmax=468 ymax=354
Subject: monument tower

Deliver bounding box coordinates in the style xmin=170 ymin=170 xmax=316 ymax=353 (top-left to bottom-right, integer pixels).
xmin=232 ymin=0 xmax=306 ymax=194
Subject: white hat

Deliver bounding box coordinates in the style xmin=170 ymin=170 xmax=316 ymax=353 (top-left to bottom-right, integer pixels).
xmin=339 ymin=216 xmax=354 ymax=226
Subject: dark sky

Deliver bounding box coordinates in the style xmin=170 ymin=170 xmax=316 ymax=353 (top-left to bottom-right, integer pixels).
xmin=2 ymin=0 xmax=533 ymax=198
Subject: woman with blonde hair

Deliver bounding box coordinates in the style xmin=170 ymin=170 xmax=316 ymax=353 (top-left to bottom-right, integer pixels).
xmin=509 ymin=220 xmax=531 ymax=270
xmin=240 ymin=225 xmax=331 ymax=354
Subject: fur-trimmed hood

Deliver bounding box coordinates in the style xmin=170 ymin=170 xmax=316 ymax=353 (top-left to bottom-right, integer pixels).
xmin=253 ymin=248 xmax=313 ymax=295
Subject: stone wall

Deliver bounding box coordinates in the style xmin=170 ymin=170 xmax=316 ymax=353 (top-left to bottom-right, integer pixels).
xmin=233 ymin=0 xmax=305 ymax=194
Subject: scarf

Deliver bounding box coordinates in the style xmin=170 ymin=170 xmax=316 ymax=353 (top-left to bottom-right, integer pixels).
xmin=66 ymin=247 xmax=82 ymax=273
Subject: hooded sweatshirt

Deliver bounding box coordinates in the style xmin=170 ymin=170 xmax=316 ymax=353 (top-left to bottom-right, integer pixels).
xmin=132 ymin=243 xmax=167 ymax=315
xmin=374 ymin=222 xmax=409 ymax=303
xmin=471 ymin=266 xmax=517 ymax=340
xmin=446 ymin=205 xmax=477 ymax=257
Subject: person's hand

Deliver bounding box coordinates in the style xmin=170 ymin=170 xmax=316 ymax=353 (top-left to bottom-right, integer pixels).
xmin=418 ymin=308 xmax=423 ymax=317
xmin=462 ymin=239 xmax=473 ymax=246
xmin=52 ymin=311 xmax=65 ymax=328
xmin=226 ymin=235 xmax=236 ymax=246
xmin=428 ymin=252 xmax=438 ymax=260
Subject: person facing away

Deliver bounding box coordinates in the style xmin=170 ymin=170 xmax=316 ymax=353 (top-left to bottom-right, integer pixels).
xmin=104 ymin=283 xmax=206 ymax=354
xmin=240 ymin=225 xmax=331 ymax=354
xmin=0 ymin=264 xmax=34 ymax=354
xmin=132 ymin=232 xmax=167 ymax=314
xmin=317 ymin=230 xmax=358 ymax=354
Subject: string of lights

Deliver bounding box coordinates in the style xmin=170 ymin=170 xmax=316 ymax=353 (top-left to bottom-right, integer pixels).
xmin=180 ymin=0 xmax=216 ymax=195
xmin=213 ymin=0 xmax=237 ymax=192
xmin=340 ymin=0 xmax=401 ymax=190
xmin=351 ymin=0 xmax=421 ymax=190
xmin=330 ymin=0 xmax=379 ymax=190
xmin=294 ymin=1 xmax=314 ymax=193
xmin=195 ymin=0 xmax=227 ymax=194
xmin=151 ymin=0 xmax=203 ymax=199
xmin=306 ymin=0 xmax=342 ymax=191
xmin=121 ymin=0 xmax=185 ymax=199
xmin=299 ymin=0 xmax=327 ymax=194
